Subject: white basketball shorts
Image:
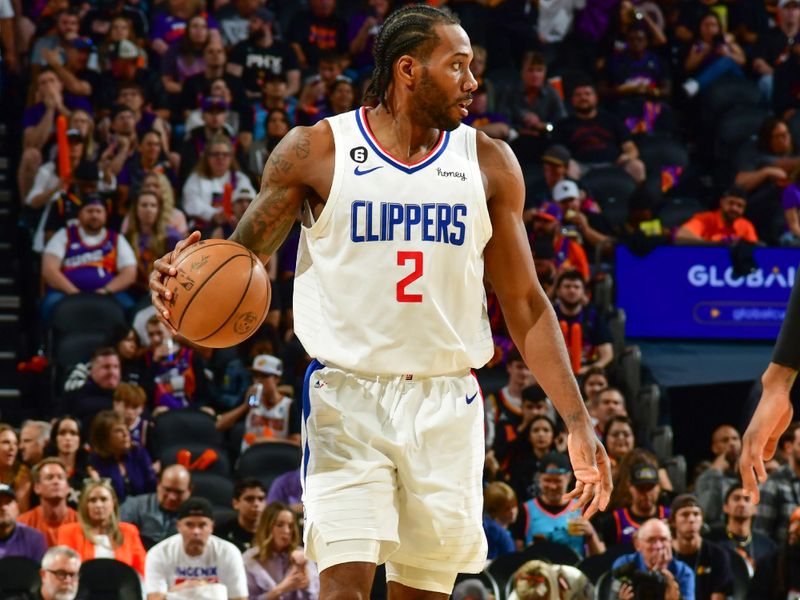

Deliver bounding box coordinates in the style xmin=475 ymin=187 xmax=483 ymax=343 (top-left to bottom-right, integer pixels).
xmin=300 ymin=359 xmax=488 ymax=592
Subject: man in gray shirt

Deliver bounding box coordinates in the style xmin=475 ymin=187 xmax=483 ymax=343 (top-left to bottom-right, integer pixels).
xmin=120 ymin=464 xmax=192 ymax=548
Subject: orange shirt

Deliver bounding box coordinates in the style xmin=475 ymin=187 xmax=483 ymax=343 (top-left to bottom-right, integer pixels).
xmin=681 ymin=210 xmax=758 ymax=243
xmin=18 ymin=505 xmax=78 ymax=547
xmin=56 ymin=522 xmax=146 ymax=576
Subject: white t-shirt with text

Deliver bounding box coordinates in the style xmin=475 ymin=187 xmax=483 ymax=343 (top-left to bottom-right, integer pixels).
xmin=144 ymin=534 xmax=248 ymax=598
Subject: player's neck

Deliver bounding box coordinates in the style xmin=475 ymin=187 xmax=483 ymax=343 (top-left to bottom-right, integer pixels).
xmin=368 ymin=104 xmax=442 ymax=163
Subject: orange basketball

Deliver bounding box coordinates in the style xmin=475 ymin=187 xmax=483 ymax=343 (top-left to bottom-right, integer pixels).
xmin=163 ymin=239 xmax=270 ymax=348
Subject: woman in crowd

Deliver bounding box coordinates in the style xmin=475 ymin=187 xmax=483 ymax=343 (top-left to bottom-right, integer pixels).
xmin=106 ymin=325 xmax=146 ymax=386
xmin=88 ymin=410 xmax=157 ymax=503
xmin=117 ymin=130 xmax=177 ymax=209
xmin=581 ymin=366 xmax=609 ymax=405
xmin=243 ymin=501 xmax=320 ymax=599
xmin=0 ymin=424 xmax=32 ymax=512
xmin=681 ymin=11 xmax=746 ymax=98
xmin=609 ymin=447 xmax=672 ymax=511
xmin=182 ymin=133 xmax=255 ymax=232
xmin=140 ymin=172 xmax=188 ymax=235
xmin=505 ymin=415 xmax=558 ymax=503
xmin=44 ymin=416 xmax=98 ymax=507
xmin=69 ymin=108 xmax=98 ymax=162
xmin=124 ymin=189 xmax=182 ymax=296
xmin=247 ymin=108 xmax=292 ymax=178
xmin=56 ymin=479 xmax=146 ymax=576
xmin=603 ymin=415 xmax=637 ymax=469
xmin=161 ymin=14 xmax=209 ymax=97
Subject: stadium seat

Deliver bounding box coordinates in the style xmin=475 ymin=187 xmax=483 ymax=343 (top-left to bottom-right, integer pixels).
xmin=592 ymin=274 xmax=614 ymax=316
xmin=522 ymin=539 xmax=581 ymax=566
xmin=452 ymin=571 xmax=501 ymax=600
xmin=486 ymin=551 xmax=526 ymax=593
xmin=636 ymin=135 xmax=689 ymax=173
xmin=700 ymin=76 xmax=760 ymax=120
xmin=78 ymin=559 xmax=142 ymax=600
xmin=0 ymin=556 xmax=40 ymax=598
xmin=606 ymin=309 xmax=627 ymax=369
xmin=657 ymin=197 xmax=706 ymax=232
xmin=237 ymin=442 xmax=302 ymax=492
xmin=663 ymin=454 xmax=687 ymax=494
xmin=715 ymin=107 xmax=770 ymax=160
xmin=190 ymin=471 xmax=235 ymax=509
xmin=651 ymin=425 xmax=674 ymax=463
xmin=157 ymin=442 xmax=232 ymax=477
xmin=581 ymin=167 xmax=637 ymax=229
xmin=632 ymin=384 xmax=660 ymax=443
xmin=48 ymin=293 xmax=127 ymax=339
xmin=152 ymin=409 xmax=225 ymax=452
xmin=619 ymin=346 xmax=642 ymax=407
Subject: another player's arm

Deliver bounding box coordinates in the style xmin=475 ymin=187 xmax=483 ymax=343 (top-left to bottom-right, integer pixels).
xmin=479 ymin=133 xmax=612 ymax=517
xmin=741 ymin=268 xmax=800 ymax=502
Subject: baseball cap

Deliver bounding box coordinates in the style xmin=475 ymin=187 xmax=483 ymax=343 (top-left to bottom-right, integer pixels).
xmin=263 ymin=71 xmax=288 ymax=84
xmin=533 ymin=201 xmax=563 ymax=222
xmin=542 ymin=144 xmax=571 ymax=167
xmin=177 ymin=497 xmax=214 ymax=521
xmin=253 ymin=6 xmax=275 ymax=22
xmin=233 ymin=184 xmax=255 ymax=202
xmin=780 ymin=0 xmax=800 ymax=8
xmin=71 ymin=37 xmax=94 ymax=51
xmin=553 ymin=179 xmax=580 ymax=203
xmin=111 ymin=103 xmax=135 ymax=120
xmin=66 ymin=128 xmax=83 ymax=141
xmin=0 ymin=483 xmax=16 ymax=499
xmin=249 ymin=354 xmax=283 ymax=377
xmin=630 ymin=462 xmax=659 ymax=487
xmin=80 ymin=193 xmax=107 ymax=210
xmin=669 ymin=494 xmax=702 ymax=518
xmin=540 ymin=451 xmax=571 ymax=475
xmin=201 ymin=95 xmax=230 ymax=112
xmin=109 ymin=39 xmax=139 ymax=60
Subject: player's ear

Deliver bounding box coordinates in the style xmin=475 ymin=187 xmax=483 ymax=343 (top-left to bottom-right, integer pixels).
xmin=395 ymin=55 xmax=417 ymax=88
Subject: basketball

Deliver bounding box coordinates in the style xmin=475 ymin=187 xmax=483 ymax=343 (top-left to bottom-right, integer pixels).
xmin=163 ymin=239 xmax=270 ymax=348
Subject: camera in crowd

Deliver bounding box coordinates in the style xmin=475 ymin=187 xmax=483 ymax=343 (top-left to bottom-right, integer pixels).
xmin=613 ymin=561 xmax=668 ymax=600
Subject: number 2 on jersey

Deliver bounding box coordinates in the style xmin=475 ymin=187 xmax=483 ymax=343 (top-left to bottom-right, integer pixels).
xmin=396 ymin=251 xmax=423 ymax=303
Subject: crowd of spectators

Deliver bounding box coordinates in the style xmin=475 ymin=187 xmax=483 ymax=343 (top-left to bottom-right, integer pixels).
xmin=3 ymin=0 xmax=800 ymax=599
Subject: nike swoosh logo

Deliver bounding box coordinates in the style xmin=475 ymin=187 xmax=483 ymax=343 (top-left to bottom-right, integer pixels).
xmin=353 ymin=165 xmax=384 ymax=176
xmin=466 ymin=392 xmax=478 ymax=405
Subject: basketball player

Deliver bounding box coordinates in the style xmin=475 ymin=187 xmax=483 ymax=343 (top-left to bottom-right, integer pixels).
xmin=151 ymin=6 xmax=612 ymax=597
xmin=740 ymin=271 xmax=800 ymax=504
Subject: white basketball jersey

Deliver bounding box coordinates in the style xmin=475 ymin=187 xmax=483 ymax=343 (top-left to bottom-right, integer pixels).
xmin=293 ymin=107 xmax=494 ymax=376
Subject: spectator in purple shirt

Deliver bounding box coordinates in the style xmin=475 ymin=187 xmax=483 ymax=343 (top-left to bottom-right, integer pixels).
xmin=149 ymin=0 xmax=220 ymax=57
xmin=266 ymin=469 xmax=302 ymax=516
xmin=88 ymin=410 xmax=157 ymax=503
xmin=0 ymin=483 xmax=47 ymax=562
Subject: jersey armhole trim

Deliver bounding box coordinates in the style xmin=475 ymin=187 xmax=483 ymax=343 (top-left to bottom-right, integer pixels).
xmin=301 ymin=118 xmax=342 ymax=238
xmin=466 ymin=127 xmax=493 ymax=245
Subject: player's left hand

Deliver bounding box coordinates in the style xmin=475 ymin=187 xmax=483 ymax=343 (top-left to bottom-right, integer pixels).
xmin=562 ymin=421 xmax=612 ymax=518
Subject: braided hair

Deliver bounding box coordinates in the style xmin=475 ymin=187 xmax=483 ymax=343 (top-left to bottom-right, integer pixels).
xmin=365 ymin=4 xmax=460 ymax=107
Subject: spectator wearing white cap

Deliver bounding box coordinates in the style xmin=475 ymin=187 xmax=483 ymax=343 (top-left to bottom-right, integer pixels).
xmin=215 ymin=355 xmax=301 ymax=451
xmin=208 ymin=182 xmax=254 ymax=240
xmin=553 ymin=179 xmax=614 ymax=252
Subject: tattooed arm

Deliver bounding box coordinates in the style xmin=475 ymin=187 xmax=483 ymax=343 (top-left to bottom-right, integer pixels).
xmin=230 ymin=125 xmax=315 ymax=263
xmin=149 ymin=122 xmax=334 ymax=330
